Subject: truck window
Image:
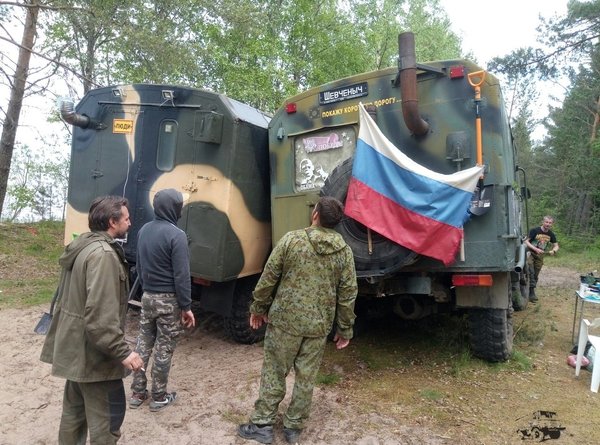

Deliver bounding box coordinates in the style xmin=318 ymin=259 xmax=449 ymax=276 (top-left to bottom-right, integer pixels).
xmin=294 ymin=127 xmax=356 ymax=191
xmin=157 ymin=119 xmax=178 ymax=171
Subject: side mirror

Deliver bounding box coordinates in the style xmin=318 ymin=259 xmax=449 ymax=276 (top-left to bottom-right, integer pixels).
xmin=521 ymin=187 xmax=531 ymax=199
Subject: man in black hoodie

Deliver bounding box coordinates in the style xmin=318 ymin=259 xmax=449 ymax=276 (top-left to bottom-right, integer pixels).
xmin=129 ymin=188 xmax=196 ymax=411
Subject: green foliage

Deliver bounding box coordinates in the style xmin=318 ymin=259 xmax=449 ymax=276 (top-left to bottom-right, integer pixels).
xmin=2 ymin=143 xmax=69 ymax=222
xmin=0 ymin=5 xmax=8 ymax=20
xmin=40 ymin=0 xmax=463 ymax=113
xmin=489 ymin=1 xmax=600 ymax=243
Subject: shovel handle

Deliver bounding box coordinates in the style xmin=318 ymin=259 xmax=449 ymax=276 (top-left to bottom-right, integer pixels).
xmin=49 ymin=287 xmax=59 ymax=314
xmin=467 ymin=70 xmax=486 ymax=88
xmin=468 ymin=70 xmax=486 ymax=101
xmin=468 ymin=70 xmax=486 ymax=172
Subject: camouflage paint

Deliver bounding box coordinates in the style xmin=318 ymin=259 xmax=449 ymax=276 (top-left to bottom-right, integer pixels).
xmin=65 ymin=84 xmax=271 ymax=283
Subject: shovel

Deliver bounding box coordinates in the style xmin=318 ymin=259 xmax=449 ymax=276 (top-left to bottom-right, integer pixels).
xmin=467 ymin=70 xmax=493 ymax=216
xmin=34 ymin=288 xmax=59 ymax=335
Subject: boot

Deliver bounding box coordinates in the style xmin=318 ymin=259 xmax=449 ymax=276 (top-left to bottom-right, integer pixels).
xmin=238 ymin=423 xmax=273 ymax=444
xmin=283 ymin=428 xmax=302 ymax=444
xmin=529 ymin=287 xmax=538 ymax=302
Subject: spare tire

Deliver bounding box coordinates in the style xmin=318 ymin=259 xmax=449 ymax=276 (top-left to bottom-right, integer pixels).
xmin=320 ymin=157 xmax=418 ymax=276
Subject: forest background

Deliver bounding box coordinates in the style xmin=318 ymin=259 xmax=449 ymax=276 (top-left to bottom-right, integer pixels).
xmin=1 ymin=0 xmax=600 ymax=257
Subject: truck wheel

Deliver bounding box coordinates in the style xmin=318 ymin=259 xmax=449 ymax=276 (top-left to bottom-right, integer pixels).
xmin=547 ymin=430 xmax=561 ymax=440
xmin=511 ymin=271 xmax=528 ymax=311
xmin=321 ymin=157 xmax=418 ymax=274
xmin=224 ymin=277 xmax=266 ymax=344
xmin=468 ymin=307 xmax=513 ymax=362
xmin=531 ymin=427 xmax=544 ymax=442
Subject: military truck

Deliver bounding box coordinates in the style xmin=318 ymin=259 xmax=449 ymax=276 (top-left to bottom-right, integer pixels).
xmin=517 ymin=411 xmax=566 ymax=441
xmin=60 ymin=84 xmax=272 ymax=343
xmin=61 ymin=32 xmax=528 ymax=362
xmin=267 ymin=32 xmax=529 ymax=362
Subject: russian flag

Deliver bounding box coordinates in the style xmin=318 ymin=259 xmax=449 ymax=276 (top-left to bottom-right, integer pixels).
xmin=344 ymin=104 xmax=484 ymax=266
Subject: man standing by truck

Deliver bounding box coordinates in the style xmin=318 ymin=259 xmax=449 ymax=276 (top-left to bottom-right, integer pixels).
xmin=129 ymin=188 xmax=196 ymax=411
xmin=40 ymin=195 xmax=144 ymax=444
xmin=238 ymin=196 xmax=358 ymax=445
xmin=525 ymin=215 xmax=559 ymax=302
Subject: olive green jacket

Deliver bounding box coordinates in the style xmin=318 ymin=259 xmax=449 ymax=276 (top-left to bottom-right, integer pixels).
xmin=250 ymin=226 xmax=357 ymax=338
xmin=40 ymin=231 xmax=131 ymax=382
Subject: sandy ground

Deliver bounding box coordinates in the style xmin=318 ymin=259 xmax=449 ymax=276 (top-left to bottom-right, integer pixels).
xmin=0 ymin=307 xmax=447 ymax=445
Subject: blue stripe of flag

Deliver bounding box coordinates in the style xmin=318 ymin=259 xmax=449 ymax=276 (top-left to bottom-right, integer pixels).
xmin=353 ymin=138 xmax=473 ymax=228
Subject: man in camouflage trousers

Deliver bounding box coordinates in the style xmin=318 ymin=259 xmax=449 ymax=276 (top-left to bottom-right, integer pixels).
xmin=238 ymin=196 xmax=358 ymax=444
xmin=129 ymin=189 xmax=195 ymax=412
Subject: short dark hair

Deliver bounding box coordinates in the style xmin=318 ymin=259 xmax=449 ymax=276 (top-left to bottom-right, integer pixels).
xmin=316 ymin=196 xmax=344 ymax=228
xmin=88 ymin=196 xmax=129 ymax=231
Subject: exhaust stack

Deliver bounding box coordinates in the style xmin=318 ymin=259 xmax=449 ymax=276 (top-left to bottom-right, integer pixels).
xmin=60 ymin=99 xmax=105 ymax=130
xmin=398 ymin=32 xmax=429 ymax=136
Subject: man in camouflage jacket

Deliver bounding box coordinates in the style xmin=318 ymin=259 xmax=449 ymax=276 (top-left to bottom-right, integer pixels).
xmin=239 ymin=196 xmax=358 ymax=445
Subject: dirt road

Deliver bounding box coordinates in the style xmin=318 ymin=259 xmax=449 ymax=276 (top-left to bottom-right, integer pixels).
xmin=0 ymin=308 xmax=447 ymax=445
xmin=1 ymin=265 xmax=598 ymax=444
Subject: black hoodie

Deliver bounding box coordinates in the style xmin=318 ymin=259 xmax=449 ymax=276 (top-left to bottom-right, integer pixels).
xmin=136 ymin=189 xmax=191 ymax=311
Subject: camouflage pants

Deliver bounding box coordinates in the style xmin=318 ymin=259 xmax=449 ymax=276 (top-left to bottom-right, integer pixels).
xmin=527 ymin=253 xmax=544 ymax=288
xmin=131 ymin=292 xmax=182 ymax=400
xmin=250 ymin=324 xmax=327 ymax=430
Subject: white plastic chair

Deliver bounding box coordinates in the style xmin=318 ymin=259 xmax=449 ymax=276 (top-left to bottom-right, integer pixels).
xmin=575 ymin=318 xmax=600 ymax=393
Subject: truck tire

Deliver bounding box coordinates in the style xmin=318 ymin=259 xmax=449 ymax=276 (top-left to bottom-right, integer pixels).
xmin=531 ymin=427 xmax=544 ymax=442
xmin=321 ymin=157 xmax=418 ymax=274
xmin=224 ymin=277 xmax=266 ymax=344
xmin=547 ymin=430 xmax=561 ymax=440
xmin=468 ymin=307 xmax=513 ymax=362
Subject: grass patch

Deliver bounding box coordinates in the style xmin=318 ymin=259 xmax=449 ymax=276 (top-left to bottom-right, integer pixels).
xmin=449 ymin=349 xmax=473 ymax=377
xmin=0 ymin=278 xmax=57 ymax=309
xmin=508 ymin=349 xmax=533 ymax=371
xmin=316 ymin=372 xmax=341 ymax=386
xmin=548 ymin=249 xmax=599 ymax=274
xmin=0 ymin=221 xmax=64 ymax=309
xmin=513 ymin=304 xmax=546 ymax=345
xmin=220 ymin=408 xmax=246 ymax=425
xmin=419 ymin=388 xmax=443 ymax=401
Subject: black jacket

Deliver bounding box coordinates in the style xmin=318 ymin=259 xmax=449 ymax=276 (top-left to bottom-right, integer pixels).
xmin=136 ymin=189 xmax=191 ymax=311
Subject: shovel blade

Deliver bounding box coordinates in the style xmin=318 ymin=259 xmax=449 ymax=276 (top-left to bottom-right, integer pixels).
xmin=34 ymin=312 xmax=53 ymax=335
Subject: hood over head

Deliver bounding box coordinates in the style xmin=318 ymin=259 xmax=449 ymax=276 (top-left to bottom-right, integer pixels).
xmin=58 ymin=232 xmax=114 ymax=270
xmin=304 ymin=227 xmax=348 ymax=256
xmin=153 ymin=188 xmax=184 ymax=224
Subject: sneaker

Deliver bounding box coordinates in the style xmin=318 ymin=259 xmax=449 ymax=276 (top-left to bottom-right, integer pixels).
xmin=149 ymin=392 xmax=177 ymax=412
xmin=128 ymin=390 xmax=148 ymax=409
xmin=529 ymin=287 xmax=538 ymax=302
xmin=283 ymin=427 xmax=302 ymax=444
xmin=237 ymin=423 xmax=273 ymax=444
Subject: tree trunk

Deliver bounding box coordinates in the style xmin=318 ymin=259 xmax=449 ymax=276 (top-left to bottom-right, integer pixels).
xmin=0 ymin=2 xmax=40 ymax=217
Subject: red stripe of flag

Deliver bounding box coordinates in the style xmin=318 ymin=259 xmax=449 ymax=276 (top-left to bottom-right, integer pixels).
xmin=345 ymin=177 xmax=462 ymax=265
